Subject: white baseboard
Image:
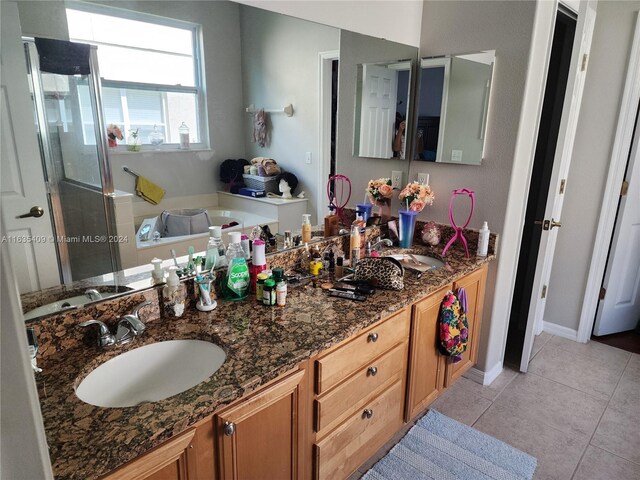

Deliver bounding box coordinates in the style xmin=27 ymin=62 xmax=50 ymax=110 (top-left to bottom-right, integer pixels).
xmin=542 ymin=321 xmax=578 ymax=341
xmin=465 ymin=362 xmax=504 ymax=386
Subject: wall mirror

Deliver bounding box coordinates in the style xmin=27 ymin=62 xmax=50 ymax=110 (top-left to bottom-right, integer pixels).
xmin=413 ymin=50 xmax=495 ymax=165
xmin=353 ymin=60 xmax=413 ymax=159
xmin=4 ymin=0 xmax=417 ymax=321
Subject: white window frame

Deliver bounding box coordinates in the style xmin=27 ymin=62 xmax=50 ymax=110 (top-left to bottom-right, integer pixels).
xmin=66 ymin=1 xmax=209 ymax=151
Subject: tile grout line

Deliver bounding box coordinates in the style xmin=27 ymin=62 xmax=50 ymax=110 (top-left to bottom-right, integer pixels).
xmin=568 ymin=353 xmax=633 ymax=480
xmin=525 ymin=368 xmax=619 ymax=404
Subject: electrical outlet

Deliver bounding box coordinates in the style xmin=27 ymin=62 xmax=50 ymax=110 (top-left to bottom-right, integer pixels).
xmin=417 ymin=173 xmax=429 ymax=185
xmin=305 ymin=152 xmax=312 ymax=164
xmin=391 ymin=170 xmax=403 ymax=189
xmin=451 ymin=150 xmax=463 ymax=163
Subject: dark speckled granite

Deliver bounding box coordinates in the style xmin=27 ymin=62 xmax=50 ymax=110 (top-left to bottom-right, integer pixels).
xmin=33 ymin=228 xmax=497 ymax=480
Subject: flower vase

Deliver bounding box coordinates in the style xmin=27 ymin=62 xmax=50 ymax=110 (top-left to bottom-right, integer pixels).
xmin=356 ymin=203 xmax=373 ymax=223
xmin=127 ymin=131 xmax=141 ymax=152
xmin=398 ymin=209 xmax=418 ymax=248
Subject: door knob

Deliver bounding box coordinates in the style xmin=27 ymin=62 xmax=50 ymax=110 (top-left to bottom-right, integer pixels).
xmin=549 ymin=219 xmax=562 ymax=229
xmin=18 ymin=206 xmax=44 ymax=219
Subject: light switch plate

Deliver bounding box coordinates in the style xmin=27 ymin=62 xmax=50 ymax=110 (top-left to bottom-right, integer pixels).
xmin=305 ymin=152 xmax=312 ymax=164
xmin=451 ymin=150 xmax=463 ymax=163
xmin=391 ymin=170 xmax=403 ymax=189
xmin=417 ymin=173 xmax=429 ymax=185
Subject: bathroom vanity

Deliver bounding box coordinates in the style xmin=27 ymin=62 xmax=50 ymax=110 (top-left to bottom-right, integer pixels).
xmin=29 ymin=231 xmax=494 ymax=480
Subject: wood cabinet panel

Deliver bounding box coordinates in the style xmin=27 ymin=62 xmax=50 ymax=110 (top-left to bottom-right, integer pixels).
xmin=216 ymin=368 xmax=307 ymax=480
xmin=445 ymin=265 xmax=488 ymax=386
xmin=314 ymin=379 xmax=404 ymax=480
xmin=315 ymin=308 xmax=410 ymax=395
xmin=103 ymin=427 xmax=198 ymax=480
xmin=405 ymin=284 xmax=451 ymax=421
xmin=315 ymin=342 xmax=406 ymax=436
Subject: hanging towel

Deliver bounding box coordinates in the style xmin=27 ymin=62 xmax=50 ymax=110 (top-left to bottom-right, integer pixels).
xmin=135 ymin=176 xmax=165 ymax=205
xmin=34 ymin=38 xmax=90 ymax=76
xmin=439 ymin=290 xmax=469 ymax=363
xmin=457 ymin=286 xmax=468 ymax=317
xmin=252 ymin=109 xmax=268 ymax=147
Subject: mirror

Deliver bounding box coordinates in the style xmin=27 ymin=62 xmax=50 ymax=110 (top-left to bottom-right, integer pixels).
xmin=5 ymin=1 xmax=417 ymax=320
xmin=413 ymin=51 xmax=495 ymax=165
xmin=353 ymin=60 xmax=413 ymax=159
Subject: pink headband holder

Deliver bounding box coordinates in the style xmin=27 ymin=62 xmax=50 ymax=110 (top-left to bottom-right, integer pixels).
xmin=441 ymin=188 xmax=475 ymax=258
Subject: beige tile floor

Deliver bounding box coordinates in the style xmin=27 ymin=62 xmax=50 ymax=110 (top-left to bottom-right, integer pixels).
xmin=350 ymin=333 xmax=640 ymax=480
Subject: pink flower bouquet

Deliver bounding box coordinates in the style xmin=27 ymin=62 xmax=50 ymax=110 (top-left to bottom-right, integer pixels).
xmin=367 ymin=178 xmax=394 ymax=206
xmin=398 ymin=182 xmax=435 ymax=213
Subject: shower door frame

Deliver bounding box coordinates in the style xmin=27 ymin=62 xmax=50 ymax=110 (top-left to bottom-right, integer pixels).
xmin=24 ymin=39 xmax=119 ymax=283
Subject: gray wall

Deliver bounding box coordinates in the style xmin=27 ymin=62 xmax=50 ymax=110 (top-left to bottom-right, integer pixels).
xmin=337 ymin=30 xmax=417 ymax=213
xmin=545 ymin=1 xmax=640 ymax=331
xmin=18 ymin=0 xmax=246 ymax=202
xmin=240 ymin=7 xmax=339 ymax=224
xmin=415 ymin=0 xmax=537 ymax=372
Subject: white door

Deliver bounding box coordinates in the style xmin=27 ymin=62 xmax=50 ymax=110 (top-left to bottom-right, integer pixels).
xmin=1 ymin=1 xmax=59 ymax=293
xmin=359 ymin=64 xmax=397 ymax=158
xmin=593 ymin=110 xmax=640 ymax=335
xmin=520 ymin=1 xmax=597 ymax=371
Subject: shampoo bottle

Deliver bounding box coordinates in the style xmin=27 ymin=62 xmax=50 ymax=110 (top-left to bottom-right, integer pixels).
xmin=302 ymin=214 xmax=312 ymax=244
xmin=162 ymin=266 xmax=186 ymax=317
xmin=477 ymin=221 xmax=490 ymax=257
xmin=223 ymin=232 xmax=250 ymax=300
xmin=350 ymin=225 xmax=361 ymax=267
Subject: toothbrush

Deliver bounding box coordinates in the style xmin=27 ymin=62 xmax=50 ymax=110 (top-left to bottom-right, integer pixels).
xmin=170 ymin=249 xmax=179 ymax=268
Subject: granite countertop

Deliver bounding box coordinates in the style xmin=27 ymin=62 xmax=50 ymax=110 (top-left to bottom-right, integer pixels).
xmin=36 ymin=239 xmax=496 ymax=479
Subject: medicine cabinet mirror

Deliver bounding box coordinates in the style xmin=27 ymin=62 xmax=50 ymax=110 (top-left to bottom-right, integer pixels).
xmin=353 ymin=60 xmax=413 ymax=160
xmin=413 ymin=50 xmax=495 ymax=165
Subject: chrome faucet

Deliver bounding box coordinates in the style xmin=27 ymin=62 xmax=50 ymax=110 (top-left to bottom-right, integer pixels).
xmin=79 ymin=301 xmax=153 ymax=347
xmin=84 ymin=289 xmax=103 ymax=301
xmin=79 ymin=319 xmax=116 ymax=347
xmin=371 ymin=238 xmax=393 ymax=252
xmin=115 ymin=301 xmax=152 ymax=344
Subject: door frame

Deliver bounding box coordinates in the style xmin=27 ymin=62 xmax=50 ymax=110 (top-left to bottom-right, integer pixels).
xmin=318 ymin=50 xmax=339 ymax=224
xmin=519 ymin=0 xmax=596 ymax=371
xmin=577 ymin=12 xmax=640 ymax=343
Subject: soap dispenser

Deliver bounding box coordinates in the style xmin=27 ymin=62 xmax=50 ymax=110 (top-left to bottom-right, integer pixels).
xmin=151 ymin=257 xmax=164 ymax=285
xmin=162 ymin=266 xmax=186 ymax=317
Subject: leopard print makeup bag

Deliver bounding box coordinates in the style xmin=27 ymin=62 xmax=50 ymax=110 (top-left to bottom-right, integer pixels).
xmin=354 ymin=256 xmax=405 ymax=290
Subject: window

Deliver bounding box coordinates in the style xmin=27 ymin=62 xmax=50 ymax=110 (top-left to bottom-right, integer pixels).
xmin=66 ymin=5 xmax=206 ymax=148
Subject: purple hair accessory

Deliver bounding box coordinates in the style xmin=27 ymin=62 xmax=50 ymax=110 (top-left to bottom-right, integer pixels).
xmin=441 ymin=188 xmax=475 ymax=258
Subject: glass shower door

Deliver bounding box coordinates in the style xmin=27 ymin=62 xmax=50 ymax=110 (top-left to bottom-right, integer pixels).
xmin=25 ymin=41 xmax=118 ymax=283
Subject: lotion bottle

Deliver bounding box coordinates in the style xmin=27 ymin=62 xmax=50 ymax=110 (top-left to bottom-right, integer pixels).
xmin=163 ymin=266 xmax=186 ymax=317
xmin=477 ymin=221 xmax=490 ymax=257
xmin=302 ymin=214 xmax=312 ymax=244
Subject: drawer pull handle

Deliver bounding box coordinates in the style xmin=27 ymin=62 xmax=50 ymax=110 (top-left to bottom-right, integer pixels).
xmin=362 ymin=409 xmax=373 ymax=419
xmin=367 ymin=332 xmax=379 ymax=343
xmin=367 ymin=366 xmax=378 ymax=376
xmin=223 ymin=421 xmax=236 ymax=436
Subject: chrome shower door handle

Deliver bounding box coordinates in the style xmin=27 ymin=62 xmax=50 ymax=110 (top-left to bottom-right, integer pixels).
xmin=18 ymin=206 xmax=44 ymax=218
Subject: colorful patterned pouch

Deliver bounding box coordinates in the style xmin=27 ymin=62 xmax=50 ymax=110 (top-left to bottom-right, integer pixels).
xmin=439 ymin=289 xmax=469 ymax=363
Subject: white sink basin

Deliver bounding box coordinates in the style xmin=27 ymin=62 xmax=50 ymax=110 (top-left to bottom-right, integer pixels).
xmin=75 ymin=340 xmax=226 ymax=408
xmin=389 ymin=254 xmax=445 ymax=272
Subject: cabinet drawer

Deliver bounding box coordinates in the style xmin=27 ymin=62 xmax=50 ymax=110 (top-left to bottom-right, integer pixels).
xmin=315 ymin=342 xmax=406 ymax=435
xmin=315 ymin=308 xmax=409 ymax=395
xmin=314 ymin=379 xmax=404 ymax=480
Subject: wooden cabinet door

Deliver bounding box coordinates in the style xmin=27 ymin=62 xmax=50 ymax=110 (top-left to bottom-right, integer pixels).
xmin=405 ymin=284 xmax=451 ymax=421
xmin=445 ymin=264 xmax=488 ymax=386
xmin=104 ymin=425 xmax=204 ymax=480
xmin=216 ymin=368 xmax=307 ymax=480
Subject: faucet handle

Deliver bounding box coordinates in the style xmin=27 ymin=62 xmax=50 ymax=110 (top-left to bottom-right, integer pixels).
xmin=130 ymin=300 xmax=152 ymax=319
xmin=79 ymin=320 xmax=115 ymax=347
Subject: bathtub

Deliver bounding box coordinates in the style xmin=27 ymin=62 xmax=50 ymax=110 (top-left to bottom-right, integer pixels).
xmin=135 ymin=209 xmax=278 ymax=265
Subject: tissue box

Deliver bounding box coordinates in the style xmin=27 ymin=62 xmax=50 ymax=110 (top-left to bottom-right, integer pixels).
xmin=239 ymin=187 xmax=266 ymax=198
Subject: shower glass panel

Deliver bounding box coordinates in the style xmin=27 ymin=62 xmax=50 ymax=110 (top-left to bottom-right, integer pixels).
xmin=25 ymin=41 xmax=117 ymax=283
